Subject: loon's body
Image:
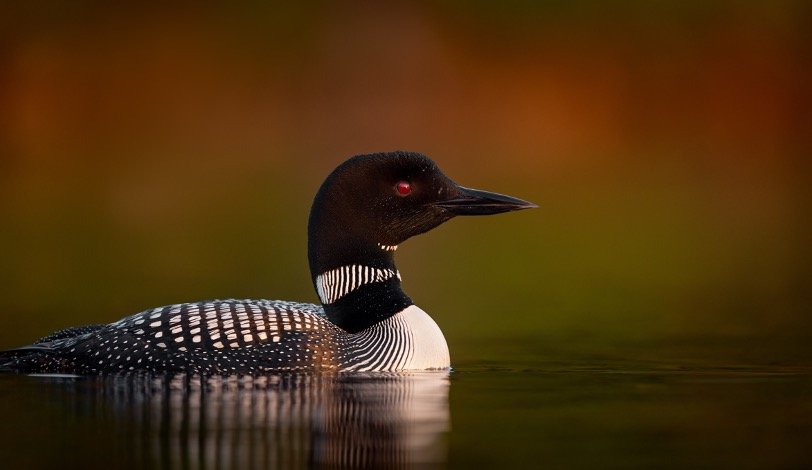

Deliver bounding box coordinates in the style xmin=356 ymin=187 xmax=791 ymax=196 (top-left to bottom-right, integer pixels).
xmin=1 ymin=152 xmax=534 ymax=374
xmin=2 ymin=301 xmax=447 ymax=374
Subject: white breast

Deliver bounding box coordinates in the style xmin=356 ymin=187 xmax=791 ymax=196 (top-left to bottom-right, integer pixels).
xmin=396 ymin=305 xmax=450 ymax=370
xmin=340 ymin=305 xmax=450 ymax=372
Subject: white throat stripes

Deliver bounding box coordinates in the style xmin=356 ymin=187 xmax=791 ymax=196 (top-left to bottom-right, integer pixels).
xmin=315 ymin=265 xmax=401 ymax=304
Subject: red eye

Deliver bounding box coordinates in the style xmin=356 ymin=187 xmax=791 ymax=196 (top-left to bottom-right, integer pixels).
xmin=395 ymin=181 xmax=412 ymax=196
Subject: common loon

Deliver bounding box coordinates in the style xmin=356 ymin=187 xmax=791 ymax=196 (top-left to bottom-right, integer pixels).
xmin=0 ymin=152 xmax=535 ymax=374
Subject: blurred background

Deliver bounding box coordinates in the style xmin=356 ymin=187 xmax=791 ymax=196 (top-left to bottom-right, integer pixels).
xmin=1 ymin=1 xmax=810 ymax=364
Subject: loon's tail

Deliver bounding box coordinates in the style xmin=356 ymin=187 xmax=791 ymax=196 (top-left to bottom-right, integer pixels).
xmin=0 ymin=324 xmax=105 ymax=372
xmin=0 ymin=345 xmax=54 ymax=371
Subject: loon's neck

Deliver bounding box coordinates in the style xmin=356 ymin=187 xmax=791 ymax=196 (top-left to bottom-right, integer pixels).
xmin=309 ymin=245 xmax=412 ymax=333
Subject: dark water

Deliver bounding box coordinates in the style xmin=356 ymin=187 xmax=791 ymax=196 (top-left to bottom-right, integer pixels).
xmin=1 ymin=359 xmax=810 ymax=469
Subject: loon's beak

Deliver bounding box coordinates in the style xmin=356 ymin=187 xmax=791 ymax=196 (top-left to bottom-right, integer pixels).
xmin=434 ymin=186 xmax=538 ymax=216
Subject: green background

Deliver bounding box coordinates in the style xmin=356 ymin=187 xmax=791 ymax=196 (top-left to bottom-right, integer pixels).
xmin=1 ymin=1 xmax=809 ymax=365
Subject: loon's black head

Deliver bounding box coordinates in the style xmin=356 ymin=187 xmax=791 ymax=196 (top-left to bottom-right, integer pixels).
xmin=307 ymin=151 xmax=536 ymax=331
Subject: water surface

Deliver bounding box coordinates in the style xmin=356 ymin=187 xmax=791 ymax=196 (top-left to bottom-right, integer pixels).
xmin=2 ymin=349 xmax=810 ymax=469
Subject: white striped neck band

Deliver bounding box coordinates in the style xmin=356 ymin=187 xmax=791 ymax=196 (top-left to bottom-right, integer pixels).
xmin=315 ymin=265 xmax=402 ymax=305
xmin=377 ymin=243 xmax=398 ymax=252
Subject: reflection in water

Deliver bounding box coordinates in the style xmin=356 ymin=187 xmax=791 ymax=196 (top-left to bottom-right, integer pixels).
xmin=43 ymin=372 xmax=449 ymax=468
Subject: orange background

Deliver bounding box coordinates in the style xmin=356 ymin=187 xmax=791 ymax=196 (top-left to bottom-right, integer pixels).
xmin=1 ymin=2 xmax=809 ymax=362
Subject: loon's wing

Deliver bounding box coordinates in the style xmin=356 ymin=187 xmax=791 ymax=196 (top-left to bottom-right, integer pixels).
xmin=1 ymin=300 xmax=339 ymax=374
xmin=31 ymin=325 xmax=107 ymax=344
